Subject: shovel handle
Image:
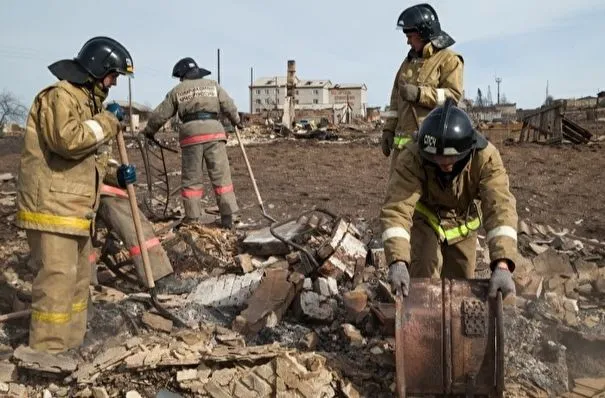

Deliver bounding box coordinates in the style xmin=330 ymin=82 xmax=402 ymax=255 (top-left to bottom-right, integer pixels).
xmin=0 ymin=309 xmax=31 ymax=323
xmin=234 ymin=127 xmax=263 ymax=208
xmin=116 ymin=128 xmax=155 ymax=288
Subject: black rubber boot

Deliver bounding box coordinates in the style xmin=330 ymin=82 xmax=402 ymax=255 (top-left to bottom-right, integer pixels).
xmin=220 ymin=214 xmax=233 ymax=230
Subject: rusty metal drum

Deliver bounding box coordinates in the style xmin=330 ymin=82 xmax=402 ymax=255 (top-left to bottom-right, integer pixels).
xmin=395 ymin=278 xmax=504 ymax=397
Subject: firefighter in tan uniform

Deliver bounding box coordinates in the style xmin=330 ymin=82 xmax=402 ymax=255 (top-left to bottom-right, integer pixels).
xmin=16 ymin=37 xmax=137 ymax=354
xmin=382 ymin=100 xmax=517 ymax=299
xmin=382 ymin=3 xmax=464 ymax=173
xmin=142 ymin=57 xmax=243 ymax=229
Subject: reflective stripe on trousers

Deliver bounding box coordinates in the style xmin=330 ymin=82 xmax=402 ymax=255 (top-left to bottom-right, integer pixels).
xmin=414 ymin=202 xmax=481 ymax=242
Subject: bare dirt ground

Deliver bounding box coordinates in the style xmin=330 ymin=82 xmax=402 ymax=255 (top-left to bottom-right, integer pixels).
xmin=142 ymin=130 xmax=605 ymax=241
xmin=1 ymin=129 xmax=604 ymax=250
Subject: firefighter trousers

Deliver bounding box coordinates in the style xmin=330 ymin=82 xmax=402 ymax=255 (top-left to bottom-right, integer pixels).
xmin=181 ymin=140 xmax=238 ymax=220
xmin=97 ymin=195 xmax=173 ymax=286
xmin=27 ymin=230 xmax=91 ymax=353
xmin=409 ymin=214 xmax=477 ymax=279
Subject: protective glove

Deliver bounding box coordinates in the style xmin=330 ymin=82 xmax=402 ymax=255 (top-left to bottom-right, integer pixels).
xmin=116 ymin=164 xmax=137 ymax=188
xmin=387 ymin=261 xmax=410 ymax=296
xmin=399 ymin=84 xmax=420 ymax=103
xmin=381 ymin=130 xmax=394 ymax=157
xmin=105 ymin=102 xmax=125 ymax=122
xmin=488 ymin=266 xmax=516 ymax=299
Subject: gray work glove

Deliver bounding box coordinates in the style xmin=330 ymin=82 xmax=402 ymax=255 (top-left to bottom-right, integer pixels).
xmin=400 ymin=84 xmax=420 ymax=103
xmin=488 ymin=267 xmax=516 ymax=299
xmin=381 ymin=130 xmax=394 ymax=157
xmin=388 ymin=261 xmax=410 ymax=296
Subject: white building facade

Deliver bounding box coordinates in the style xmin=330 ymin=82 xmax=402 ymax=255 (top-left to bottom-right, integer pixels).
xmin=250 ymin=76 xmax=367 ymax=118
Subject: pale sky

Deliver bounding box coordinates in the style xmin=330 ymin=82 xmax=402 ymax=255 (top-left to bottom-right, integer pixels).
xmin=1 ymin=0 xmax=603 ymax=111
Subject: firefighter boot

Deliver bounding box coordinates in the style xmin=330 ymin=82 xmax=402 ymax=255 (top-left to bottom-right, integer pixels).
xmin=220 ymin=214 xmax=233 ymax=230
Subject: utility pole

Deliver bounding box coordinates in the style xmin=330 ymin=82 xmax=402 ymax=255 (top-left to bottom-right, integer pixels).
xmin=249 ymin=67 xmax=254 ymax=114
xmin=495 ymin=76 xmax=502 ymax=104
xmin=217 ymin=48 xmax=221 ymax=85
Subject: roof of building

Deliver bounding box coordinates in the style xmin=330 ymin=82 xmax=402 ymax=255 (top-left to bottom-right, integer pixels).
xmin=251 ymin=76 xmax=333 ymax=88
xmin=111 ymin=100 xmax=153 ymax=113
xmin=332 ymin=83 xmax=367 ymax=90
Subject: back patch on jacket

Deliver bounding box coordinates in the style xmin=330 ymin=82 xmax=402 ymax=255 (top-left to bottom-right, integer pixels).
xmin=177 ymin=86 xmax=218 ymax=103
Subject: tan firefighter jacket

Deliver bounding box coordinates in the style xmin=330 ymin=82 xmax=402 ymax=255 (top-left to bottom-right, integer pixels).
xmin=16 ymin=81 xmax=120 ymax=237
xmin=384 ymin=43 xmax=464 ymax=149
xmin=143 ymin=78 xmax=241 ymax=148
xmin=381 ymin=142 xmax=518 ymax=270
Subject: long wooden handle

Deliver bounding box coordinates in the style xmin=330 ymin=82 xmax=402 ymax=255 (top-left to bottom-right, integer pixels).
xmin=116 ymin=128 xmax=155 ymax=288
xmin=0 ymin=309 xmax=31 ymax=323
xmin=234 ymin=127 xmax=264 ymax=210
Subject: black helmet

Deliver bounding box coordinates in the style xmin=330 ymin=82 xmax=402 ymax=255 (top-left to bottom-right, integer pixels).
xmin=418 ymin=98 xmax=487 ymax=165
xmin=396 ymin=3 xmax=455 ymax=49
xmin=48 ymin=36 xmax=133 ymax=84
xmin=172 ymin=57 xmax=211 ymax=80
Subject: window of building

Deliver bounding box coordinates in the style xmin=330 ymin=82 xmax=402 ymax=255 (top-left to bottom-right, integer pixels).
xmin=256 ymin=89 xmax=260 ymax=94
xmin=256 ymin=99 xmax=261 ymax=104
xmin=313 ymin=89 xmax=319 ymax=95
xmin=265 ymin=89 xmax=269 ymax=94
xmin=256 ymin=108 xmax=261 ymax=113
xmin=295 ymin=90 xmax=299 ymax=95
xmin=265 ymin=98 xmax=270 ymax=104
xmin=313 ymin=99 xmax=319 ymax=104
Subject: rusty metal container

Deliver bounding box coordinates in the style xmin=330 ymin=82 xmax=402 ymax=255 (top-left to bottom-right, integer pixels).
xmin=396 ymin=278 xmax=504 ymax=397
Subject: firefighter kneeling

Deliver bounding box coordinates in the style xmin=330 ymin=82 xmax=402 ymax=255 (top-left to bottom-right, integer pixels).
xmin=381 ymin=99 xmax=517 ymax=298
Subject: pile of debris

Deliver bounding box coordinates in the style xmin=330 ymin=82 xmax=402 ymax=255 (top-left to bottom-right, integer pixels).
xmin=0 ymin=195 xmax=605 ymax=396
xmin=504 ymin=219 xmax=605 ymax=396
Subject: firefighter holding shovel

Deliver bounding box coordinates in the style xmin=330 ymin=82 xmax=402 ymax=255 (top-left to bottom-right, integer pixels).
xmin=16 ymin=37 xmax=137 ymax=357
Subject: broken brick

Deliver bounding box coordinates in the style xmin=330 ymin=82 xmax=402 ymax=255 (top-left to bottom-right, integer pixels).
xmin=187 ymin=270 xmax=263 ymax=307
xmin=343 ymin=289 xmax=368 ymax=322
xmin=234 ymin=254 xmax=254 ymax=273
xmin=232 ymin=268 xmax=303 ymax=334
xmin=142 ymin=312 xmax=173 ymax=333
xmin=341 ymin=324 xmax=365 ymax=347
xmin=321 ymin=232 xmax=367 ymax=279
xmin=296 ymin=291 xmax=335 ymax=322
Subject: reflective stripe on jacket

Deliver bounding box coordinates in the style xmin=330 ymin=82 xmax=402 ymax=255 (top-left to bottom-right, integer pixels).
xmin=16 ymin=81 xmax=118 ymax=236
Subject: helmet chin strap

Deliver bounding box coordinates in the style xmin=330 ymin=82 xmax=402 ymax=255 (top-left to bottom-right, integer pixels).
xmin=429 ymin=152 xmax=472 ymax=187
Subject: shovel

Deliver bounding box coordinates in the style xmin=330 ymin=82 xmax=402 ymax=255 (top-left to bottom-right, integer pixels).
xmin=116 ymin=89 xmax=186 ymax=327
xmin=233 ymin=126 xmax=276 ymax=223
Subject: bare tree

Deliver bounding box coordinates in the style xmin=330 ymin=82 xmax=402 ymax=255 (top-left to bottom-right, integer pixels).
xmin=0 ymin=90 xmax=27 ymax=132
